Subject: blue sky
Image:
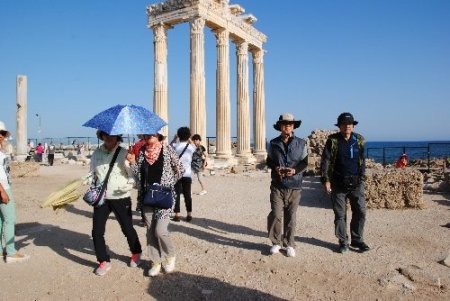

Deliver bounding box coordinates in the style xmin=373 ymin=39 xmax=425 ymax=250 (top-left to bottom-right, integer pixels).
xmin=1 ymin=0 xmax=449 ymax=142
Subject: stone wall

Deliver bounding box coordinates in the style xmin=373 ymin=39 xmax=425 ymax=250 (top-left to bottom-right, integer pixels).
xmin=306 ymin=129 xmax=337 ymax=173
xmin=365 ymin=168 xmax=424 ymax=209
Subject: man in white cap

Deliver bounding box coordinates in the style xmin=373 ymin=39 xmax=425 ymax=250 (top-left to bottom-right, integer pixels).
xmin=266 ymin=113 xmax=308 ymax=257
xmin=0 ymin=121 xmax=30 ymax=263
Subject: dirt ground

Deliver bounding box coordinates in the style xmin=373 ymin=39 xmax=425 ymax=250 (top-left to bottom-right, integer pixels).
xmin=1 ymin=163 xmax=449 ymax=301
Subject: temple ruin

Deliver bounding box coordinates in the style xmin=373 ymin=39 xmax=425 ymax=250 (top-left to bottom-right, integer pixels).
xmin=147 ymin=0 xmax=267 ymax=164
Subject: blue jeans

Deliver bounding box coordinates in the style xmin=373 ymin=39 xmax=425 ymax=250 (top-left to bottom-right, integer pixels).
xmin=0 ymin=188 xmax=17 ymax=255
xmin=331 ymin=183 xmax=366 ymax=245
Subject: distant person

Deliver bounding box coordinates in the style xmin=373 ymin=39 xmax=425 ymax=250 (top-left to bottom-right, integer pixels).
xmin=0 ymin=121 xmax=30 ymax=263
xmin=128 ymin=131 xmax=184 ymax=276
xmin=35 ymin=143 xmax=44 ymax=162
xmin=89 ymin=130 xmax=142 ymax=276
xmin=171 ymin=127 xmax=196 ymax=222
xmin=266 ymin=113 xmax=308 ymax=258
xmin=43 ymin=142 xmax=49 ymax=165
xmin=320 ymin=112 xmax=370 ymax=253
xmin=191 ymin=134 xmax=208 ymax=195
xmin=396 ymin=154 xmax=408 ymax=168
xmin=47 ymin=143 xmax=56 ymax=166
xmin=79 ymin=143 xmax=85 ymax=156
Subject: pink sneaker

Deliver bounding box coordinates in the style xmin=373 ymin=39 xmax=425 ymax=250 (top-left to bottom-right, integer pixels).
xmin=95 ymin=261 xmax=112 ymax=276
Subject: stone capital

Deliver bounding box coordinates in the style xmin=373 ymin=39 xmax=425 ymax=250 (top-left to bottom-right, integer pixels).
xmin=236 ymin=41 xmax=248 ymax=56
xmin=190 ymin=17 xmax=205 ymax=33
xmin=251 ymin=48 xmax=264 ymax=64
xmin=213 ymin=28 xmax=229 ymax=46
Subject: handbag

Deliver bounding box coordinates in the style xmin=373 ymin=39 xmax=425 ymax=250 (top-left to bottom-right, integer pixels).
xmin=143 ymin=183 xmax=173 ymax=209
xmin=83 ymin=146 xmax=121 ymax=208
xmin=341 ymin=175 xmax=360 ymax=191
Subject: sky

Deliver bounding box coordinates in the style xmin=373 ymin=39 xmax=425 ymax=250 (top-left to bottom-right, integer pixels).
xmin=1 ymin=0 xmax=449 ymax=142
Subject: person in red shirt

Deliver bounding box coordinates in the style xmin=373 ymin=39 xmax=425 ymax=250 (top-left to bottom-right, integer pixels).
xmin=396 ymin=154 xmax=408 ymax=168
xmin=35 ymin=143 xmax=44 ymax=162
xmin=132 ymin=135 xmax=146 ymax=157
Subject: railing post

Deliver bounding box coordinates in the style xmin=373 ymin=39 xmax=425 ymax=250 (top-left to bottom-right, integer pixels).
xmin=427 ymin=144 xmax=431 ymax=172
xmin=382 ymin=148 xmax=386 ymax=166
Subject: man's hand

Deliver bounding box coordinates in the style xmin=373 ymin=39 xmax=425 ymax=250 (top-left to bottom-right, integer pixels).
xmin=276 ymin=167 xmax=295 ymax=178
xmin=284 ymin=167 xmax=295 ymax=177
xmin=324 ymin=182 xmax=332 ymax=194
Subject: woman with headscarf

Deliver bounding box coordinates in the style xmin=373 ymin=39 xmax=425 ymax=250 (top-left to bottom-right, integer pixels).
xmin=128 ymin=131 xmax=184 ymax=277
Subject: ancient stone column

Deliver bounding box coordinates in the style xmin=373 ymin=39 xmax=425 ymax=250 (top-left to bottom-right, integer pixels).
xmin=153 ymin=23 xmax=169 ymax=135
xmin=235 ymin=41 xmax=251 ymax=158
xmin=214 ymin=28 xmax=231 ymax=159
xmin=16 ymin=75 xmax=28 ymax=160
xmin=252 ymin=49 xmax=266 ymax=159
xmin=190 ymin=17 xmax=206 ymax=140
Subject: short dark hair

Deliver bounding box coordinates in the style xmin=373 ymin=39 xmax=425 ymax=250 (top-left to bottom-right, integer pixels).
xmin=191 ymin=134 xmax=201 ymax=141
xmin=97 ymin=130 xmax=123 ymax=142
xmin=177 ymin=127 xmax=191 ymax=141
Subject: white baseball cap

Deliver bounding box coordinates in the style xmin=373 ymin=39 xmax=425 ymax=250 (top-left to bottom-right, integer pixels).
xmin=0 ymin=121 xmax=11 ymax=137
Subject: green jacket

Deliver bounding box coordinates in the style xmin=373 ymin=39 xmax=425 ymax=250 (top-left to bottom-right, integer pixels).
xmin=320 ymin=132 xmax=365 ymax=184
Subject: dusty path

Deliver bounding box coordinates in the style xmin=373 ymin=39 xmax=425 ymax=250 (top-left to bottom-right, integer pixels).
xmin=1 ymin=164 xmax=449 ymax=300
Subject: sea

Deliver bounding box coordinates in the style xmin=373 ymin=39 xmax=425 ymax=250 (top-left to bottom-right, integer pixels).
xmin=365 ymin=141 xmax=450 ymax=165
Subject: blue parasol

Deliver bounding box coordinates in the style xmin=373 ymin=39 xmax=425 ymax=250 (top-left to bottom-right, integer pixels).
xmin=82 ymin=104 xmax=167 ymax=136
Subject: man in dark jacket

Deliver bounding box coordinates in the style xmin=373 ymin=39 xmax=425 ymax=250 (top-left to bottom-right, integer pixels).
xmin=266 ymin=113 xmax=308 ymax=257
xmin=320 ymin=112 xmax=370 ymax=253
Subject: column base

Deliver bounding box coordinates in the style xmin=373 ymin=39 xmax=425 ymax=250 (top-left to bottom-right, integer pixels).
xmin=13 ymin=154 xmax=29 ymax=162
xmin=253 ymin=151 xmax=267 ymax=163
xmin=235 ymin=154 xmax=256 ymax=165
xmin=212 ymin=156 xmax=238 ymax=169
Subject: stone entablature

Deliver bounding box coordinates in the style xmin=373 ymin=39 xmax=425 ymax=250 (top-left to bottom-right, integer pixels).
xmin=147 ymin=0 xmax=266 ymax=50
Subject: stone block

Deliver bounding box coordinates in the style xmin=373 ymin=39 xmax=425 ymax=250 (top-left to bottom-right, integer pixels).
xmin=365 ymin=168 xmax=424 ymax=209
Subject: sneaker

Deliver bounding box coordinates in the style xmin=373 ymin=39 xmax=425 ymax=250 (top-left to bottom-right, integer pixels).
xmin=350 ymin=241 xmax=370 ymax=252
xmin=186 ymin=215 xmax=192 ymax=222
xmin=173 ymin=215 xmax=181 ymax=222
xmin=199 ymin=190 xmax=207 ymax=195
xmin=270 ymin=244 xmax=282 ymax=255
xmin=163 ymin=256 xmax=176 ymax=273
xmin=338 ymin=244 xmax=349 ymax=253
xmin=148 ymin=262 xmax=161 ymax=277
xmin=95 ymin=261 xmax=112 ymax=276
xmin=286 ymin=247 xmax=296 ymax=257
xmin=129 ymin=253 xmax=141 ymax=268
xmin=5 ymin=252 xmax=30 ymax=263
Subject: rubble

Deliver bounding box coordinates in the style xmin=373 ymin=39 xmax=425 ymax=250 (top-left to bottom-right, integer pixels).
xmin=365 ymin=168 xmax=424 ymax=209
xmin=9 ymin=161 xmax=40 ymax=178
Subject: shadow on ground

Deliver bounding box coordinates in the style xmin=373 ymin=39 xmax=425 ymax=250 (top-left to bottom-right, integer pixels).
xmin=15 ymin=222 xmax=129 ymax=268
xmin=170 ymin=217 xmax=268 ymax=254
xmin=147 ymin=271 xmax=287 ymax=301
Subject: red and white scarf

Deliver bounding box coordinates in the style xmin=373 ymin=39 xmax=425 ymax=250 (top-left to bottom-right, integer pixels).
xmin=144 ymin=142 xmax=162 ymax=165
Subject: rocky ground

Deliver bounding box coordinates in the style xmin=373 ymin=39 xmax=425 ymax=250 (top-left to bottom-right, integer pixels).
xmin=1 ymin=163 xmax=449 ymax=301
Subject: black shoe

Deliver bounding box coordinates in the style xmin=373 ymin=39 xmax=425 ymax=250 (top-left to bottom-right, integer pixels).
xmin=338 ymin=244 xmax=349 ymax=253
xmin=186 ymin=215 xmax=192 ymax=222
xmin=350 ymin=241 xmax=370 ymax=252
